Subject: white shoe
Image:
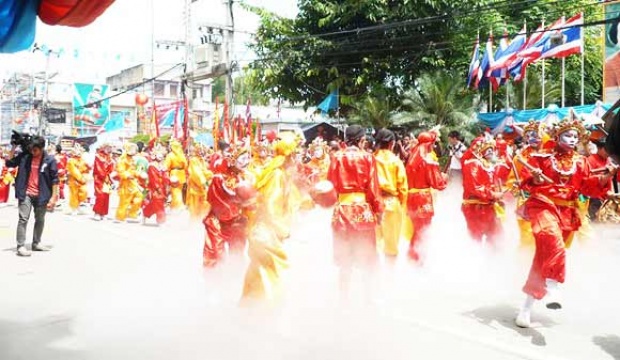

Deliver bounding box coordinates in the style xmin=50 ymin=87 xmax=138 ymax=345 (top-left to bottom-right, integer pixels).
xmin=92 ymin=215 xmax=101 ymax=221
xmin=515 ymin=310 xmax=531 ymax=328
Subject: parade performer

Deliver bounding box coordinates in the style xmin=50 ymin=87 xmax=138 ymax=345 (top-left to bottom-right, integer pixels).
xmin=0 ymin=151 xmax=15 ymax=205
xmin=303 ymin=138 xmax=330 ymax=185
xmin=66 ymin=143 xmax=90 ymax=214
xmin=142 ymin=144 xmax=170 ymax=225
xmin=373 ymin=129 xmax=407 ymax=258
xmin=461 ymin=135 xmax=507 ymax=244
xmin=92 ymin=144 xmax=115 ymax=220
xmin=586 ymin=138 xmax=613 ymax=221
xmin=242 ymin=134 xmax=299 ymax=302
xmin=202 ymin=146 xmax=252 ymax=267
xmin=115 ymin=143 xmax=145 ymax=223
xmin=164 ymin=139 xmax=188 ymax=210
xmin=328 ymin=125 xmax=383 ymax=299
xmin=54 ymin=145 xmax=68 ymax=201
xmin=405 ymin=129 xmax=448 ymax=261
xmin=507 ymin=121 xmax=544 ymax=247
xmin=187 ymin=144 xmax=213 ymax=221
xmin=515 ymin=119 xmax=617 ymax=328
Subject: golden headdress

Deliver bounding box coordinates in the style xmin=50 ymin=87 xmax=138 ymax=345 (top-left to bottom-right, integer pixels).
xmin=124 ymin=142 xmax=138 ymax=156
xmin=272 ymin=132 xmax=298 ymax=157
xmin=472 ymin=132 xmax=496 ymax=157
xmin=522 ymin=120 xmax=542 ymax=134
xmin=151 ymin=142 xmax=167 ymax=159
xmin=550 ymin=118 xmax=589 ymax=141
xmin=71 ymin=143 xmax=84 ymax=156
xmin=308 ymin=137 xmax=328 ymax=153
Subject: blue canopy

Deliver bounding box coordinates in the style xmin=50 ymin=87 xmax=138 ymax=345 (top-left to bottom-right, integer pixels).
xmin=478 ymin=103 xmax=611 ymax=133
xmin=317 ymin=90 xmax=339 ymax=113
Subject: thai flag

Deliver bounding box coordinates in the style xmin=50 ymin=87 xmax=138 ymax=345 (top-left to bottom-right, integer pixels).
xmin=466 ymin=37 xmax=480 ymax=89
xmin=541 ymin=13 xmax=583 ymax=59
xmin=475 ymin=35 xmax=494 ymax=89
xmin=489 ymin=32 xmax=510 ymax=91
xmin=490 ymin=26 xmax=527 ymax=72
xmin=519 ymin=18 xmax=565 ymax=62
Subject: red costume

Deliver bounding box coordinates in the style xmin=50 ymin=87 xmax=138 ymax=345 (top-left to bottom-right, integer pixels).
xmin=0 ymin=158 xmax=14 ymax=203
xmin=92 ymin=149 xmax=115 ymax=217
xmin=586 ymin=153 xmax=612 ymax=200
xmin=461 ymin=138 xmax=508 ymax=244
xmin=405 ymin=131 xmax=447 ymax=260
xmin=142 ymin=158 xmax=170 ymax=224
xmin=520 ymin=148 xmax=606 ymax=299
xmin=328 ymin=145 xmax=383 ymax=268
xmin=55 ymin=152 xmax=68 ymax=199
xmin=202 ymin=168 xmax=249 ymax=267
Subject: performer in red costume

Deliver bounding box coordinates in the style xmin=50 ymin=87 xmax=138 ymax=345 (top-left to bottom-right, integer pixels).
xmin=585 ymin=138 xmax=613 ymax=220
xmin=514 ymin=119 xmax=617 ymax=328
xmin=142 ymin=144 xmax=170 ymax=225
xmin=202 ymin=146 xmax=252 ymax=267
xmin=328 ymin=125 xmax=383 ymax=300
xmin=54 ymin=145 xmax=68 ymax=201
xmin=405 ymin=129 xmax=447 ymax=261
xmin=92 ymin=144 xmax=115 ymax=220
xmin=461 ymin=134 xmax=508 ymax=244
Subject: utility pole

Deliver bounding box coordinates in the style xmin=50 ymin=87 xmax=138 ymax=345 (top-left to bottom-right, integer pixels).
xmin=225 ymin=0 xmax=234 ymax=108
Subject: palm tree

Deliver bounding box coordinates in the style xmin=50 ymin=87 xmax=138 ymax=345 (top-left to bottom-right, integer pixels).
xmin=394 ymin=70 xmax=478 ymax=130
xmin=347 ymin=95 xmax=395 ymax=132
xmin=502 ymin=67 xmax=561 ymax=110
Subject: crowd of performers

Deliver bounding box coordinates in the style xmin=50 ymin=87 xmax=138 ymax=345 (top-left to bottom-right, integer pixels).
xmin=0 ymin=117 xmax=617 ymax=326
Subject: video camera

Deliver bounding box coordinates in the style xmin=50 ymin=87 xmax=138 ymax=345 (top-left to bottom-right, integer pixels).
xmin=10 ymin=131 xmax=33 ymax=149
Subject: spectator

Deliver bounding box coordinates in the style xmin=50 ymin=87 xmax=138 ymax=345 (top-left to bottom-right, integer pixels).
xmin=5 ymin=136 xmax=59 ymax=257
xmin=447 ymin=130 xmax=467 ymax=184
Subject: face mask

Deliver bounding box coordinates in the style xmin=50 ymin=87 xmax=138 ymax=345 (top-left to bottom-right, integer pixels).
xmin=525 ymin=131 xmax=541 ymax=147
xmin=558 ymin=130 xmax=579 ymax=150
xmin=235 ymin=153 xmax=250 ymax=169
xmin=313 ymin=149 xmax=324 ymax=159
xmin=483 ymin=148 xmax=495 ymax=161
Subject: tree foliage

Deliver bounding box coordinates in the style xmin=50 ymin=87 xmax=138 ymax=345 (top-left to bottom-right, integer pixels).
xmin=245 ymin=0 xmax=604 ymax=109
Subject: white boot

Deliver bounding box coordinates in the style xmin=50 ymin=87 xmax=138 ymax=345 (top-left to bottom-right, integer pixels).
xmin=515 ymin=295 xmax=535 ymax=328
xmin=544 ymin=279 xmax=562 ymax=310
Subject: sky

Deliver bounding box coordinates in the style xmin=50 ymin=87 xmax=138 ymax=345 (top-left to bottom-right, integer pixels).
xmin=0 ymin=0 xmax=298 ymax=84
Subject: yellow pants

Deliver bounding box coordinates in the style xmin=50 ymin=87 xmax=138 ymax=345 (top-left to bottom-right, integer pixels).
xmin=378 ymin=196 xmax=404 ymax=256
xmin=573 ymin=198 xmax=591 ymax=246
xmin=68 ymin=184 xmax=87 ymax=211
xmin=186 ymin=191 xmax=209 ymax=220
xmin=115 ymin=188 xmax=143 ymax=221
xmin=170 ymin=185 xmax=184 ymax=210
xmin=241 ymin=223 xmax=288 ymax=303
xmin=517 ymin=218 xmax=535 ymax=248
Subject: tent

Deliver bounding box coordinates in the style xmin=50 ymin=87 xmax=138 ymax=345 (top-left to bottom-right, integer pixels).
xmin=301 ymin=122 xmax=343 ymax=144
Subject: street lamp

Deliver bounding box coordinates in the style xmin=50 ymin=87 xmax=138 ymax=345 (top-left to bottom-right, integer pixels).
xmin=32 ymin=44 xmax=61 ymax=137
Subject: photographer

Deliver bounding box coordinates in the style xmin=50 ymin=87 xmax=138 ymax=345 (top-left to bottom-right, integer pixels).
xmin=5 ymin=134 xmax=59 ymax=257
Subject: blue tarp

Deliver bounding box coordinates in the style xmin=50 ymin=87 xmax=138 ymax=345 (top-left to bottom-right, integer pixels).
xmin=317 ymin=90 xmax=339 ymax=113
xmin=477 ymin=103 xmax=611 ymax=132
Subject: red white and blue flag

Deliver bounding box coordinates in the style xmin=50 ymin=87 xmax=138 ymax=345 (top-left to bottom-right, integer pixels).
xmin=541 ymin=13 xmax=583 ymax=59
xmin=467 ymin=36 xmax=480 ymax=89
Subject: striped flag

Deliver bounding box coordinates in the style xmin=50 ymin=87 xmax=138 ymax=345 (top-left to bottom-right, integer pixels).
xmin=466 ymin=36 xmax=480 ymax=89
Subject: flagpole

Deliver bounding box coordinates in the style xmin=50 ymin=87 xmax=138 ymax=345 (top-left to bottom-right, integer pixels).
xmin=523 ymin=69 xmax=527 ymax=109
xmin=561 ymin=57 xmax=566 ymax=107
xmin=489 ymin=85 xmax=493 ymax=112
xmin=506 ymin=80 xmax=510 ymax=110
xmin=580 ymin=12 xmax=585 ymax=106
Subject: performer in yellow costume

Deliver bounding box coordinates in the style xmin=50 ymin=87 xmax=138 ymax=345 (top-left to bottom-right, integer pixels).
xmin=164 ymin=139 xmax=188 ymax=210
xmin=241 ymin=133 xmax=299 ymax=303
xmin=507 ymin=121 xmax=545 ymax=248
xmin=115 ymin=143 xmax=145 ymax=222
xmin=66 ymin=143 xmax=90 ymax=214
xmin=186 ymin=144 xmax=213 ymax=220
xmin=373 ymin=129 xmax=408 ymax=258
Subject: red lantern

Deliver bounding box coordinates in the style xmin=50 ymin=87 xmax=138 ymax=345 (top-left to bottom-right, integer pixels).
xmin=135 ymin=94 xmax=149 ymax=106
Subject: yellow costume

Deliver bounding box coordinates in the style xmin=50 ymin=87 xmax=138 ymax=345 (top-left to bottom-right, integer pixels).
xmin=115 ymin=143 xmax=144 ymax=221
xmin=241 ymin=134 xmax=298 ymax=303
xmin=506 ymin=147 xmax=536 ymax=248
xmin=66 ymin=145 xmax=90 ymax=212
xmin=374 ymin=147 xmax=407 ymax=256
xmin=164 ymin=140 xmax=188 ymax=210
xmin=187 ymin=146 xmax=213 ymax=220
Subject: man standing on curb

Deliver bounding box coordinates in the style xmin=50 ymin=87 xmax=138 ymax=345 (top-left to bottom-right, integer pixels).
xmin=6 ymin=136 xmax=59 ymax=257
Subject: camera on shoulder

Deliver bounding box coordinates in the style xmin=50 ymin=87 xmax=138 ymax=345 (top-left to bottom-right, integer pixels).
xmin=10 ymin=131 xmax=33 ymax=149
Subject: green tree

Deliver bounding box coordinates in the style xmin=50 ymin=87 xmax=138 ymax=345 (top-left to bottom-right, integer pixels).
xmin=211 ymin=76 xmax=225 ymax=102
xmin=245 ymin=0 xmax=603 ymax=109
xmin=394 ymin=71 xmax=478 ymax=130
xmin=233 ymin=74 xmax=271 ymax=105
xmin=348 ymin=94 xmax=395 ymax=131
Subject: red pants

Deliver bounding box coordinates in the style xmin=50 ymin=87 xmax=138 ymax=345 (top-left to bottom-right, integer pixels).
xmin=461 ymin=204 xmax=502 ymax=243
xmin=143 ymin=197 xmax=166 ymax=224
xmin=408 ymin=216 xmax=431 ymax=260
xmin=523 ymin=207 xmax=567 ymax=299
xmin=92 ymin=193 xmax=110 ymax=216
xmin=203 ymin=213 xmax=248 ymax=267
xmin=0 ymin=183 xmax=9 ymax=203
xmin=58 ymin=180 xmax=66 ymax=200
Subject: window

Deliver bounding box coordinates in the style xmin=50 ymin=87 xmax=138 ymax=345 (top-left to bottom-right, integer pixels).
xmin=153 ymin=82 xmax=165 ymax=96
xmin=169 ymin=84 xmax=178 ymax=97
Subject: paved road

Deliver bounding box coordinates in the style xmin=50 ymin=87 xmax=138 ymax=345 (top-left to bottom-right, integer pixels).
xmin=0 ymin=194 xmax=619 ymax=360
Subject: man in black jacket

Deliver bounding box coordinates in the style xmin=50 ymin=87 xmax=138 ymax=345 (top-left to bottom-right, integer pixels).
xmin=6 ymin=136 xmax=59 ymax=257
